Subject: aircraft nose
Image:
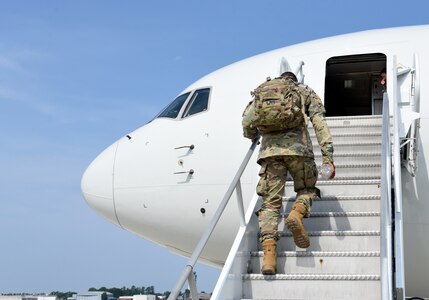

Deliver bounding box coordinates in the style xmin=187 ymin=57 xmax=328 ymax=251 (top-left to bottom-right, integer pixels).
xmin=81 ymin=142 xmax=121 ymax=227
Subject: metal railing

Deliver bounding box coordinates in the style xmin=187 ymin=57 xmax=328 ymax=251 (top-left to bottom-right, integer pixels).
xmin=167 ymin=138 xmax=259 ymax=300
xmin=380 ymin=93 xmax=393 ymax=300
xmin=391 ymin=55 xmax=406 ymax=299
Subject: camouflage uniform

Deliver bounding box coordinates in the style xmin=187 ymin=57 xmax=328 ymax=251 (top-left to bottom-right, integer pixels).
xmin=242 ymin=77 xmax=333 ymax=242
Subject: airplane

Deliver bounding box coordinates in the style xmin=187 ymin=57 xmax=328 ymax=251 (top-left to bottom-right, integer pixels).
xmin=81 ymin=25 xmax=429 ymax=299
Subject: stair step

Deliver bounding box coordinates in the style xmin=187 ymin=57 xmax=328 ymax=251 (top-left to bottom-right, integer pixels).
xmin=310 ymin=131 xmax=381 ymax=139
xmin=242 ymin=274 xmax=380 ymax=300
xmin=314 ymin=152 xmax=381 ymax=158
xmin=250 ymin=250 xmax=380 ymax=275
xmin=243 ymin=273 xmax=380 ymax=280
xmin=319 ymin=175 xmax=380 ymax=181
xmin=313 ymin=141 xmax=381 ymax=153
xmin=287 ymin=174 xmax=381 ymax=181
xmin=322 ymin=163 xmax=381 ymax=178
xmin=284 ymin=195 xmax=381 ymax=212
xmin=313 ymin=125 xmax=382 ymax=135
xmin=253 ymin=250 xmax=381 ymax=257
xmin=316 ymin=162 xmax=381 ymax=168
xmin=311 ymin=133 xmax=381 ymax=145
xmin=313 ymin=152 xmax=381 ymax=166
xmin=284 ymin=195 xmax=381 ymax=200
xmin=278 ymin=230 xmax=380 ymax=251
xmin=278 ymin=211 xmax=380 ymax=231
xmin=323 ymin=115 xmax=383 ymax=127
xmin=285 ymin=179 xmax=381 ymax=196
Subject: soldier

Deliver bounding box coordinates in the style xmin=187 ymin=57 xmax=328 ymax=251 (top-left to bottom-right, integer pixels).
xmin=242 ymin=71 xmax=335 ymax=275
xmin=380 ymin=68 xmax=387 ymax=90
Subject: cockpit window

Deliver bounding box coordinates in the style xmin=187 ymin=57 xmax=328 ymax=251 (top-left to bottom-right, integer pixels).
xmin=157 ymin=92 xmax=190 ymax=119
xmin=182 ymin=88 xmax=210 ymax=118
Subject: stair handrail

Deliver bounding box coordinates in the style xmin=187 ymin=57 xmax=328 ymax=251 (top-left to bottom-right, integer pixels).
xmin=391 ymin=55 xmax=406 ymax=299
xmin=380 ymin=93 xmax=393 ymax=300
xmin=167 ymin=138 xmax=260 ymax=300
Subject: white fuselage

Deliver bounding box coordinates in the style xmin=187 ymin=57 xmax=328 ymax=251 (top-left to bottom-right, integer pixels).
xmin=81 ymin=25 xmax=429 ymax=297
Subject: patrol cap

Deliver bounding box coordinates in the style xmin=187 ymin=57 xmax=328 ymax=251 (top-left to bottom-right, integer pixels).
xmin=280 ymin=71 xmax=298 ymax=82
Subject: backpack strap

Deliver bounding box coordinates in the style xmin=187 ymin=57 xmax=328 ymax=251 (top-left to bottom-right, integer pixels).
xmin=287 ymin=79 xmax=308 ymax=126
xmin=301 ymin=94 xmax=308 ymax=126
xmin=295 ymin=82 xmax=308 ymax=126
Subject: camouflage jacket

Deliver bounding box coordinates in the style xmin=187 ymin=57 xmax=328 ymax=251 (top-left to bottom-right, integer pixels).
xmin=242 ymin=80 xmax=334 ymax=164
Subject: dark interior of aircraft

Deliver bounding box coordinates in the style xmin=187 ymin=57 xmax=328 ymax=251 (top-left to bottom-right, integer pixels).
xmin=324 ymin=53 xmax=386 ymax=117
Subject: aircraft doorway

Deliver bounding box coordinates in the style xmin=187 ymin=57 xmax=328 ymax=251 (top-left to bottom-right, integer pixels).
xmin=324 ymin=53 xmax=386 ymax=117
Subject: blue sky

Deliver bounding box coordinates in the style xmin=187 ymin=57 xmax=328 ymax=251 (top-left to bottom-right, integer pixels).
xmin=0 ymin=0 xmax=428 ymax=295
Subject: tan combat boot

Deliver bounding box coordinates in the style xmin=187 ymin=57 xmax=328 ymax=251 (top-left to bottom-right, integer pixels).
xmin=285 ymin=204 xmax=310 ymax=248
xmin=261 ymin=239 xmax=277 ymax=275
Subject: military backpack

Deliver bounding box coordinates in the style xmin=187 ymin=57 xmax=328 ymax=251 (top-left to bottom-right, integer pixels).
xmin=250 ymin=77 xmax=306 ymax=133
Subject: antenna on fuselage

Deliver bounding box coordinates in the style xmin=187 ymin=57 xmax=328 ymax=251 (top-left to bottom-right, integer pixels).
xmin=280 ymin=57 xmax=292 ymax=75
xmin=295 ymin=60 xmax=305 ymax=83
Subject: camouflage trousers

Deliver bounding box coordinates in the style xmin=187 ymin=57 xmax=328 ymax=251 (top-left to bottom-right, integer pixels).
xmin=256 ymin=156 xmax=320 ymax=242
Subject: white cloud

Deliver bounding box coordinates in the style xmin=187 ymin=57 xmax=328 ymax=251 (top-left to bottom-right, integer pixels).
xmin=0 ymin=55 xmax=28 ymax=74
xmin=0 ymin=86 xmax=29 ymax=103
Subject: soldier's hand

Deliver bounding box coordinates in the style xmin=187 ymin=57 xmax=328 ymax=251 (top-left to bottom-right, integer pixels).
xmin=328 ymin=161 xmax=335 ymax=180
xmin=251 ymin=132 xmax=261 ymax=144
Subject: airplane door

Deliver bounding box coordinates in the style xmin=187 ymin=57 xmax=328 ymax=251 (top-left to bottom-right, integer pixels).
xmin=324 ymin=53 xmax=386 ymax=117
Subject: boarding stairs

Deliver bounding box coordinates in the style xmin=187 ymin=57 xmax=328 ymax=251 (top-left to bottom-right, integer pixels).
xmin=213 ymin=115 xmax=384 ymax=300
xmin=168 ymin=113 xmax=392 ymax=300
xmin=168 ymin=98 xmax=408 ymax=299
